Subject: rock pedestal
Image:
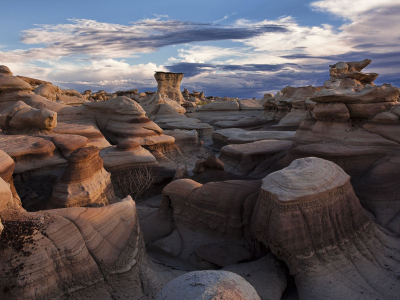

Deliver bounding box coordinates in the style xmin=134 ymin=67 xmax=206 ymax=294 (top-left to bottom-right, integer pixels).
xmin=50 ymin=147 xmax=116 ymax=208
xmin=155 ymin=72 xmax=185 ymax=104
xmin=251 ymin=157 xmax=400 ymax=300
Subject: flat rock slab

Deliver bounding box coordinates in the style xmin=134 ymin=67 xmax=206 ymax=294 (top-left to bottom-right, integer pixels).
xmin=0 ymin=134 xmax=66 ymax=173
xmin=212 ymin=128 xmax=296 ymax=149
xmin=220 ymin=140 xmax=292 ymax=176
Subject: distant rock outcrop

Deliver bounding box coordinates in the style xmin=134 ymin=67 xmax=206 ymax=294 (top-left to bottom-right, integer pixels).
xmin=155 ymin=72 xmax=185 ymax=104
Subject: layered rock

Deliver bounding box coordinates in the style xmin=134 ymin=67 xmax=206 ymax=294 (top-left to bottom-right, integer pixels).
xmin=100 ymin=140 xmax=157 ymax=173
xmin=219 ymin=140 xmax=292 ymax=177
xmin=0 ymin=196 xmax=177 ymax=299
xmin=263 ymin=60 xmax=400 ymax=233
xmin=35 ymin=83 xmax=88 ymax=106
xmin=251 ymin=157 xmax=400 ymax=300
xmin=139 ymin=82 xmax=213 ymax=138
xmin=159 ymin=179 xmax=262 ymax=268
xmin=211 ymin=86 xmax=318 ymax=130
xmin=212 ymin=128 xmax=296 ymax=149
xmin=155 ymin=270 xmax=261 ymax=300
xmin=0 ymin=135 xmax=66 ymax=173
xmin=49 ymin=147 xmax=116 ymax=208
xmin=0 ymin=150 xmax=22 ymax=209
xmin=0 ymin=101 xmax=57 ymax=133
xmin=154 ymin=72 xmax=185 ymax=104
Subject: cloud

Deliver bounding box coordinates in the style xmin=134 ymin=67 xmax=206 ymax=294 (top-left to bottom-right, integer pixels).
xmin=310 ymin=0 xmax=399 ymax=20
xmin=179 ymin=70 xmax=326 ymax=98
xmin=169 ymin=46 xmax=246 ymax=63
xmin=213 ymin=12 xmax=237 ymax=24
xmin=0 ymin=18 xmax=287 ymax=63
xmin=2 ymin=0 xmax=400 ymax=97
xmin=166 ymin=62 xmax=299 ymax=77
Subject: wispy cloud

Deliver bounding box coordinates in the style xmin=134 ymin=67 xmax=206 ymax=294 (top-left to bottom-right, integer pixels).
xmin=0 ymin=17 xmax=287 ymax=63
xmin=213 ymin=12 xmax=237 ymax=24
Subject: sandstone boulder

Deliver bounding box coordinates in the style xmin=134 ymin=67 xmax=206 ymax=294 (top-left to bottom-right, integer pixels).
xmin=155 ymin=270 xmax=261 ymax=300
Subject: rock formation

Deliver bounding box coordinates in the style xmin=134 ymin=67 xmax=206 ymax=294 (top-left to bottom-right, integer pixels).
xmin=158 ymin=179 xmax=262 ymax=268
xmin=35 ymin=83 xmax=88 ymax=106
xmin=251 ymin=157 xmax=400 ymax=300
xmin=49 ymin=147 xmax=116 ymax=208
xmin=219 ymin=140 xmax=292 ymax=177
xmin=154 ymin=72 xmax=185 ymax=104
xmin=155 ymin=270 xmax=261 ymax=300
xmin=0 ymin=196 xmax=178 ymax=299
xmin=0 ymin=101 xmax=57 ymax=133
xmin=266 ymin=60 xmax=400 ymax=233
xmin=212 ymin=128 xmax=296 ymax=149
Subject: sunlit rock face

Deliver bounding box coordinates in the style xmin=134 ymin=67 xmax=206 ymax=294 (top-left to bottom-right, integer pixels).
xmin=251 ymin=157 xmax=400 ymax=300
xmin=259 ymin=60 xmax=400 ymax=233
xmin=0 ymin=196 xmax=175 ymax=300
xmin=49 ymin=147 xmax=117 ymax=208
xmin=154 ymin=72 xmax=185 ymax=104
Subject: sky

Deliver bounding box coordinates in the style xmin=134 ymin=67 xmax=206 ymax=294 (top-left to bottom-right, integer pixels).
xmin=1 ymin=0 xmax=400 ymax=98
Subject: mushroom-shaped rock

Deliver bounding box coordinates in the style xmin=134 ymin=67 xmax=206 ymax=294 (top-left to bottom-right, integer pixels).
xmin=155 ymin=270 xmax=261 ymax=300
xmin=50 ymin=147 xmax=116 ymax=208
xmin=84 ymin=96 xmax=173 ymax=148
xmin=100 ymin=140 xmax=157 ymax=173
xmin=251 ymin=157 xmax=400 ymax=300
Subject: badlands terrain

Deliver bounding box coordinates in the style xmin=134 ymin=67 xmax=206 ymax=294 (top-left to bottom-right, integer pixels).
xmin=0 ymin=59 xmax=399 ymax=299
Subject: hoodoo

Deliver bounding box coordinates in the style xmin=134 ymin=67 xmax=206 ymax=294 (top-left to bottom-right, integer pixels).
xmin=251 ymin=157 xmax=400 ymax=300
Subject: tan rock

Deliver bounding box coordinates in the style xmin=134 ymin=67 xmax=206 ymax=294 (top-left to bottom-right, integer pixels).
xmin=49 ymin=147 xmax=116 ymax=208
xmin=154 ymin=72 xmax=185 ymax=103
xmin=155 ymin=270 xmax=261 ymax=300
xmin=0 ymin=197 xmax=177 ymax=299
xmin=0 ymin=150 xmax=22 ymax=209
xmin=212 ymin=128 xmax=296 ymax=149
xmin=0 ymin=135 xmax=66 ymax=173
xmin=251 ymin=157 xmax=400 ymax=300
xmin=314 ymin=102 xmax=350 ymax=121
xmin=100 ymin=140 xmax=157 ymax=173
xmin=0 ymin=65 xmax=12 ymax=75
xmin=0 ymin=101 xmax=57 ymax=132
xmin=311 ymin=85 xmax=399 ymax=104
xmin=196 ymin=99 xmax=239 ymax=111
xmin=0 ymin=73 xmax=32 ymax=93
xmin=346 ymin=101 xmax=397 ymax=119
